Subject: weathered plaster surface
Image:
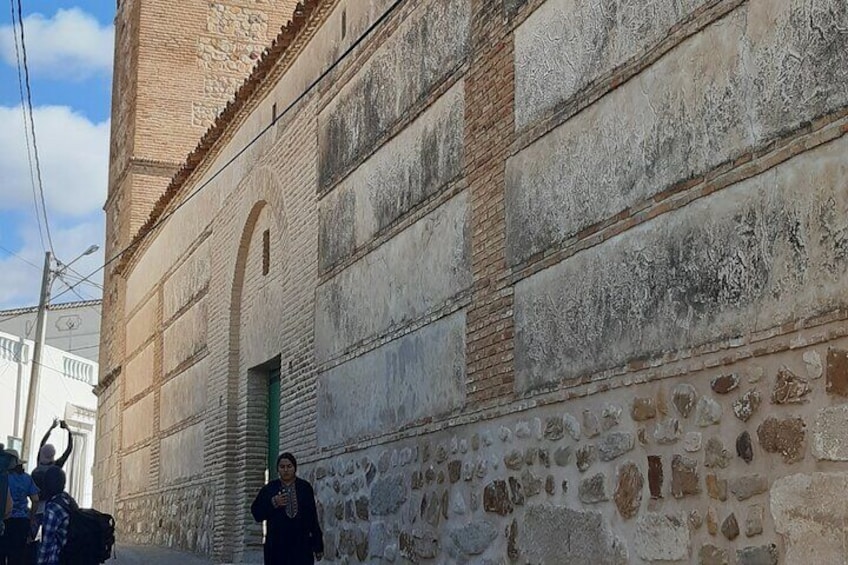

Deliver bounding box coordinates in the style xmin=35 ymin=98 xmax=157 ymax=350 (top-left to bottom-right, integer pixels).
xmin=163 ymin=298 xmax=208 ymax=374
xmin=122 ymin=393 xmax=155 ymax=448
xmin=160 ymin=357 xmax=209 ymax=431
xmin=515 ymin=135 xmax=848 ymax=391
xmin=124 ymin=342 xmax=155 ymax=400
xmin=771 ymin=473 xmax=848 ymax=563
xmin=317 ymin=312 xmax=466 ymax=447
xmin=315 ymin=192 xmax=470 ymax=363
xmin=319 ymin=82 xmax=465 ymax=271
xmin=317 ymin=0 xmax=470 ymax=190
xmin=121 ymin=446 xmax=151 ymax=496
xmin=507 ymin=0 xmax=848 ymax=266
xmin=159 ymin=423 xmax=205 ymax=486
xmin=126 ymin=294 xmax=158 ymax=355
xmin=514 ymin=0 xmax=710 ymax=129
xmin=164 ymin=238 xmax=210 ymax=322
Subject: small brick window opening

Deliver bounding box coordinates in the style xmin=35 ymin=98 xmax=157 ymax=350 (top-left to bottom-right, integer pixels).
xmin=262 ymin=229 xmax=270 ymax=276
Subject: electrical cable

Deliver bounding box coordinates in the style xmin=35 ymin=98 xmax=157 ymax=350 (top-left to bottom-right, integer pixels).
xmin=8 ymin=0 xmax=45 ymax=252
xmin=15 ymin=0 xmax=56 ymax=254
xmin=0 ymin=244 xmax=40 ymax=271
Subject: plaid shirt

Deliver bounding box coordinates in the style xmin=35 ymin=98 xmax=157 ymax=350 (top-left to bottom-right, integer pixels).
xmin=38 ymin=493 xmax=73 ymax=564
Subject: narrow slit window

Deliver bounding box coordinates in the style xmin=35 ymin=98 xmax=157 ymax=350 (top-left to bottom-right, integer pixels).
xmin=262 ymin=229 xmax=270 ymax=276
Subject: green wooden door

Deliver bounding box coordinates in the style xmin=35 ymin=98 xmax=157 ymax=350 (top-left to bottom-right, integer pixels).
xmin=267 ymin=369 xmax=281 ymax=480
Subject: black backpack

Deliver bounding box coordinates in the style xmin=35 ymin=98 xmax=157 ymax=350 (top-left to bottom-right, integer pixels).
xmin=53 ymin=496 xmax=116 ymax=564
xmin=0 ymin=447 xmax=12 ymax=537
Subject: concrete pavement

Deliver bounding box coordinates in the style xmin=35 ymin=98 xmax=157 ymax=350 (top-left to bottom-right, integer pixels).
xmin=109 ymin=545 xmax=216 ymax=564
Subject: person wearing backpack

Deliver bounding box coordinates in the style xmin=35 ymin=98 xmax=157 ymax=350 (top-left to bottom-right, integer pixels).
xmin=31 ymin=420 xmax=73 ymax=541
xmin=36 ymin=467 xmax=72 ymax=565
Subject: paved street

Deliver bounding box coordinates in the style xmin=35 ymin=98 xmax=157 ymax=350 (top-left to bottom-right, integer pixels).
xmin=109 ymin=545 xmax=216 ymax=564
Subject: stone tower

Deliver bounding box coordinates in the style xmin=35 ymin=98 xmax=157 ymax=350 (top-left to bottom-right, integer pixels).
xmin=95 ymin=0 xmax=298 ymax=513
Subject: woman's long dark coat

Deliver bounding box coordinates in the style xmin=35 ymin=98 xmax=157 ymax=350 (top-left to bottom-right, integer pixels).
xmin=251 ymin=477 xmax=324 ymax=565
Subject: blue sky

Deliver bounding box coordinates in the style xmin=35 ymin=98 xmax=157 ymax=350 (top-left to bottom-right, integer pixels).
xmin=0 ymin=1 xmax=114 ymax=309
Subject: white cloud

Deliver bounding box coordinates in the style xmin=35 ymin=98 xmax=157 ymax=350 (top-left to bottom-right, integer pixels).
xmin=0 ymin=104 xmax=109 ymax=217
xmin=0 ymin=8 xmax=113 ymax=79
xmin=0 ymin=218 xmax=104 ymax=310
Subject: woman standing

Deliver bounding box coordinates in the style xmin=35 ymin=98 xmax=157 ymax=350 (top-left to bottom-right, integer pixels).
xmin=251 ymin=453 xmax=324 ymax=565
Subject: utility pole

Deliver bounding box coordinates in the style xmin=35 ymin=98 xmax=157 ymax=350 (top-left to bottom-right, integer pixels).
xmin=21 ymin=251 xmax=52 ymax=462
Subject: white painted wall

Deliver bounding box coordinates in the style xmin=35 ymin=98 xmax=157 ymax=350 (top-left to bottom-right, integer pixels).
xmin=0 ymin=329 xmax=98 ymax=507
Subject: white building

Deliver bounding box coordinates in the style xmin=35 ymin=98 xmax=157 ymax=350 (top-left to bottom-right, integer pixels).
xmin=0 ymin=329 xmax=97 ymax=506
xmin=0 ymin=300 xmax=101 ymax=363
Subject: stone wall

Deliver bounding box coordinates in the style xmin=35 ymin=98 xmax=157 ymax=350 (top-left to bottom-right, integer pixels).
xmin=98 ymin=0 xmax=848 ymax=561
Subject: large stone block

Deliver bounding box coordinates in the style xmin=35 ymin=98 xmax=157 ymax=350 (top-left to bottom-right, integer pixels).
xmin=121 ymin=446 xmax=151 ymax=496
xmin=812 ymin=405 xmax=848 ymax=461
xmin=122 ymin=393 xmax=154 ymax=448
xmin=514 ymin=0 xmax=710 ymax=129
xmin=514 ymin=133 xmax=848 ymax=391
xmin=518 ymin=505 xmax=627 ymax=564
xmin=319 ymin=82 xmax=465 ymax=271
xmin=159 ymin=423 xmax=205 ymax=486
xmin=163 ymin=238 xmax=210 ymax=322
xmin=126 ymin=294 xmax=158 ymax=356
xmin=634 ymin=513 xmax=690 ymax=561
xmin=317 ymin=312 xmax=466 ymax=447
xmin=160 ymin=357 xmax=210 ymax=431
xmin=317 ymin=0 xmax=471 ymax=190
xmin=507 ymin=0 xmax=848 ymax=266
xmin=315 ymin=193 xmax=470 ymax=363
xmin=124 ymin=342 xmax=154 ymax=400
xmin=771 ymin=473 xmax=848 ymax=563
xmin=163 ymin=298 xmax=208 ymax=375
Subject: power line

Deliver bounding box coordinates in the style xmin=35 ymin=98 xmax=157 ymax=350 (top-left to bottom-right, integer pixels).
xmin=8 ymin=0 xmax=44 ymax=252
xmin=54 ymin=0 xmax=407 ymax=304
xmin=15 ymin=0 xmax=55 ymax=254
xmin=0 ymin=244 xmax=40 ymax=271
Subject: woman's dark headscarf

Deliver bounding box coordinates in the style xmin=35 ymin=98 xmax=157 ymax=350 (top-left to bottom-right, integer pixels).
xmin=42 ymin=466 xmax=66 ymax=500
xmin=276 ymin=452 xmax=297 ymax=472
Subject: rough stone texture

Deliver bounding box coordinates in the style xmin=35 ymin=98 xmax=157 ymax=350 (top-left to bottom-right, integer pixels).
xmin=671 ymin=455 xmax=700 ymax=498
xmin=519 ymin=505 xmax=627 ymax=565
xmin=772 ymin=473 xmax=848 ymax=562
xmin=745 ymin=505 xmax=764 ymax=538
xmin=706 ymin=474 xmax=727 ymax=502
xmin=543 ymin=416 xmax=564 ymax=440
xmin=597 ymin=432 xmax=634 ymax=462
xmin=771 ymin=367 xmax=811 ymax=404
xmin=826 ymin=348 xmax=848 ymax=396
xmin=631 ymin=397 xmax=657 ymax=421
xmin=736 ymin=545 xmax=779 ymax=565
xmin=737 ymin=431 xmax=754 ymax=464
xmin=370 ymin=475 xmax=408 ymax=516
xmin=672 ymin=384 xmax=697 ymax=418
xmin=449 ymin=521 xmax=497 ymax=556
xmin=813 ymin=404 xmax=848 ymax=461
xmin=634 ymin=513 xmax=689 ymax=562
xmin=613 ymin=463 xmax=643 ymax=519
xmin=721 ymin=513 xmax=740 ymax=541
xmin=317 ymin=312 xmax=466 ymax=446
xmin=705 ymin=437 xmax=731 ymax=469
xmin=684 ymin=432 xmax=702 ymax=453
xmin=319 ymin=83 xmax=465 ymax=271
xmin=711 ymin=373 xmax=740 ymax=394
xmin=707 ymin=507 xmax=718 ymax=536
xmin=696 ymin=397 xmax=723 ymax=428
xmin=648 ymin=455 xmax=663 ymax=499
xmin=553 ymin=446 xmax=572 ymax=467
xmin=315 ymin=194 xmax=471 ymax=363
xmin=699 ymin=544 xmax=729 ymax=565
xmin=730 ymin=475 xmax=769 ymax=501
xmin=318 ymin=0 xmax=470 ymax=189
xmin=654 ymin=418 xmax=681 ymax=445
xmin=758 ymin=417 xmax=806 ymax=464
xmin=582 ymin=410 xmax=601 ymax=438
xmin=576 ymin=445 xmax=597 ymax=473
xmin=733 ymin=390 xmax=762 ymax=422
xmin=578 ymin=473 xmax=609 ymax=504
xmin=514 ymin=130 xmax=848 ymax=389
xmin=483 ymin=481 xmax=513 ymax=516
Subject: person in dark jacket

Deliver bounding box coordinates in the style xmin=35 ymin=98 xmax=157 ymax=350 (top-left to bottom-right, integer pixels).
xmin=251 ymin=453 xmax=323 ymax=565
